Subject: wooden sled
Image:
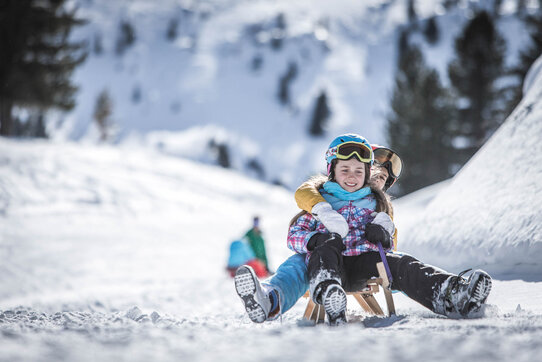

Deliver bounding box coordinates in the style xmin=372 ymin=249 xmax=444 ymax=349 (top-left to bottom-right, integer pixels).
xmin=302 ymin=262 xmax=395 ymax=324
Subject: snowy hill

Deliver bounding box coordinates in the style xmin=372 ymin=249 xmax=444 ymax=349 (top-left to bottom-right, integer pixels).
xmin=2 ymin=116 xmax=542 ymax=360
xmin=0 ymin=139 xmax=298 ymax=305
xmin=58 ymin=0 xmax=531 ymax=189
xmin=395 ymin=55 xmax=542 ymax=281
xmin=2 ymin=127 xmax=542 ymax=362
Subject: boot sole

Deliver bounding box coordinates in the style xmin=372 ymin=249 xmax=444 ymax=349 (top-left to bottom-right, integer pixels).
xmin=462 ymin=271 xmax=492 ymax=316
xmin=234 ymin=266 xmax=267 ymax=323
xmin=323 ymin=285 xmax=347 ymax=325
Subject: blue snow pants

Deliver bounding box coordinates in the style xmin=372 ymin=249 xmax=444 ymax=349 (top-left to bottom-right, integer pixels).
xmin=263 ymin=253 xmax=309 ymax=314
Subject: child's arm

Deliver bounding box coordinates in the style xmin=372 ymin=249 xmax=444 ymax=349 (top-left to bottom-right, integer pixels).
xmin=294 ymin=176 xmax=327 ymax=213
xmin=365 ymin=212 xmax=395 ymax=251
xmin=287 ymin=213 xmax=319 ymax=254
xmin=294 ymin=176 xmax=349 ymax=238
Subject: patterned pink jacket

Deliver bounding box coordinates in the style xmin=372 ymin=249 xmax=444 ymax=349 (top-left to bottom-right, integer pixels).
xmin=287 ymin=190 xmax=385 ymax=261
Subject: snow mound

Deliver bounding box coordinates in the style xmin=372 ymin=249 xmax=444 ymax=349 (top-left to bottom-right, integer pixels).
xmin=398 ymin=56 xmax=542 ymax=281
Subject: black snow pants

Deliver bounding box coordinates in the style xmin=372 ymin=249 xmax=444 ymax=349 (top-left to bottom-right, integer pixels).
xmin=307 ymin=246 xmax=454 ymax=312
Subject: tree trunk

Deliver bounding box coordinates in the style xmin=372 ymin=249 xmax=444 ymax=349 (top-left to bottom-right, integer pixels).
xmin=0 ymin=98 xmax=13 ymax=136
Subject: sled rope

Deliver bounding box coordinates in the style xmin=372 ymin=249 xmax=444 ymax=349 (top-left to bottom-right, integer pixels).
xmin=377 ymin=242 xmax=393 ymax=285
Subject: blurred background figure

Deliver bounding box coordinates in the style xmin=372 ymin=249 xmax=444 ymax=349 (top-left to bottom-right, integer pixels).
xmin=226 ymin=239 xmax=268 ymax=278
xmin=244 ymin=216 xmax=272 ymax=274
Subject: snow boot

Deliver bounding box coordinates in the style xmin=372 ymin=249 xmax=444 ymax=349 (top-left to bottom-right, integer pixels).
xmin=321 ymin=283 xmax=347 ymax=326
xmin=234 ymin=265 xmax=272 ymax=323
xmin=444 ymin=269 xmax=492 ymax=318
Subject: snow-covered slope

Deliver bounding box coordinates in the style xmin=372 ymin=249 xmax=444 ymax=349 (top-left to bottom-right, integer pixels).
xmin=2 ymin=132 xmax=542 ymax=362
xmin=0 ymin=139 xmax=298 ymax=305
xmin=396 ymin=55 xmax=542 ymax=281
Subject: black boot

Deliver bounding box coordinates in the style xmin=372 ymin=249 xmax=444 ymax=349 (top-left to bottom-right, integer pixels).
xmin=314 ymin=281 xmax=347 ymax=326
xmin=441 ymin=269 xmax=492 ymax=318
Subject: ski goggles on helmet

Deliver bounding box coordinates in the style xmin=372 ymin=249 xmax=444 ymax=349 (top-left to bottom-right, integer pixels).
xmin=326 ymin=141 xmax=373 ymax=164
xmin=373 ymin=147 xmax=403 ymax=179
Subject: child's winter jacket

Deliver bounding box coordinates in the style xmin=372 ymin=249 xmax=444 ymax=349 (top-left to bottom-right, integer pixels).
xmin=294 ymin=175 xmax=398 ymax=250
xmin=288 ymin=182 xmax=391 ymax=261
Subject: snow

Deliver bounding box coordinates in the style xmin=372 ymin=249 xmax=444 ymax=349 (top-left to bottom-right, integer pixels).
xmin=2 ymin=57 xmax=542 ymax=359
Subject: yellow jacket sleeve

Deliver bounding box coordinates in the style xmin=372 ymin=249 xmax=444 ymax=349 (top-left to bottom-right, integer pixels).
xmin=294 ymin=176 xmax=327 ymax=213
xmin=389 ymin=204 xmax=398 ymax=251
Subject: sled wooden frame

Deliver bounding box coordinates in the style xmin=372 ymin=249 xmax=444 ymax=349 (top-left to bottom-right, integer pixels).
xmin=302 ymin=262 xmax=395 ymax=324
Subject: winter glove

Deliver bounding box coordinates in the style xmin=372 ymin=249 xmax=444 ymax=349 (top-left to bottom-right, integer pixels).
xmin=307 ymin=232 xmax=346 ymax=252
xmin=365 ymin=212 xmax=395 ymax=249
xmin=311 ymin=202 xmax=349 ymax=238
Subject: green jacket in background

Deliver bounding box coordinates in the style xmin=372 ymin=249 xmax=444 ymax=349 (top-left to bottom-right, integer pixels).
xmin=244 ymin=227 xmax=268 ymax=269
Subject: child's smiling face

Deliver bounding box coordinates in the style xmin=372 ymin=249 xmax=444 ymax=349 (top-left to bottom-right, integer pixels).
xmin=334 ymin=158 xmax=367 ymax=192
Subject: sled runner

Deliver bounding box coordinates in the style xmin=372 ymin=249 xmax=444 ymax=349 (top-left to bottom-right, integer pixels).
xmin=302 ymin=262 xmax=395 ymax=323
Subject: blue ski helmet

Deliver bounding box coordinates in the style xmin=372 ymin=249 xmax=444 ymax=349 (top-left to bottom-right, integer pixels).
xmin=325 ymin=133 xmax=374 ymax=171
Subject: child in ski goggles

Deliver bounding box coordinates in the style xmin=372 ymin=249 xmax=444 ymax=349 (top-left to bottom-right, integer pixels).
xmin=374 ymin=147 xmax=403 ymax=179
xmin=325 ymin=141 xmax=373 ymax=164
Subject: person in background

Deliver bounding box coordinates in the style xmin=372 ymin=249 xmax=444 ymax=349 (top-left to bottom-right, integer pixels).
xmin=244 ymin=216 xmax=271 ymax=273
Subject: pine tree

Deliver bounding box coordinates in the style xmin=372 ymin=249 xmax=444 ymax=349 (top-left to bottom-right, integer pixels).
xmin=407 ymin=0 xmax=418 ymax=25
xmin=397 ymin=28 xmax=411 ymax=64
xmin=34 ymin=113 xmax=47 ymax=138
xmin=308 ymin=91 xmax=330 ymax=136
xmin=424 ymin=16 xmax=439 ymax=45
xmin=442 ymin=0 xmax=459 ymax=10
xmin=115 ymin=20 xmax=136 ymax=56
xmin=516 ymin=0 xmax=527 ymax=17
xmin=387 ymin=44 xmax=456 ymax=195
xmin=0 ymin=0 xmax=86 ymax=136
xmin=505 ymin=11 xmax=542 ymax=115
xmin=166 ymin=17 xmax=179 ymax=41
xmin=270 ymin=13 xmax=286 ymax=50
xmin=208 ymin=139 xmax=231 ymax=168
xmin=448 ymin=11 xmax=506 ymax=162
xmin=93 ymin=32 xmax=103 ymax=55
xmin=93 ymin=89 xmax=113 ymax=142
xmin=278 ymin=62 xmax=298 ymax=105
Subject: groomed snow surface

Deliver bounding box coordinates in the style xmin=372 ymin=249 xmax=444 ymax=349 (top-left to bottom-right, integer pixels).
xmin=1 ymin=135 xmax=541 ymax=361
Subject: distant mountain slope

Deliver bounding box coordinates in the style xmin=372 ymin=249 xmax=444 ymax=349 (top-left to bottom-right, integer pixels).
xmin=61 ymin=0 xmax=530 ymax=188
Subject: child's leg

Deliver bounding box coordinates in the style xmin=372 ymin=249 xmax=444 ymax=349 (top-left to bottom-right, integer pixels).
xmin=307 ymin=243 xmax=344 ymax=302
xmin=344 ymin=252 xmax=451 ymax=310
xmin=234 ymin=265 xmax=274 ymax=323
xmin=263 ymin=253 xmax=309 ymax=315
xmin=306 ymin=243 xmax=347 ymax=325
xmin=385 ymin=253 xmax=491 ymax=317
xmin=344 ymin=252 xmax=491 ymax=317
